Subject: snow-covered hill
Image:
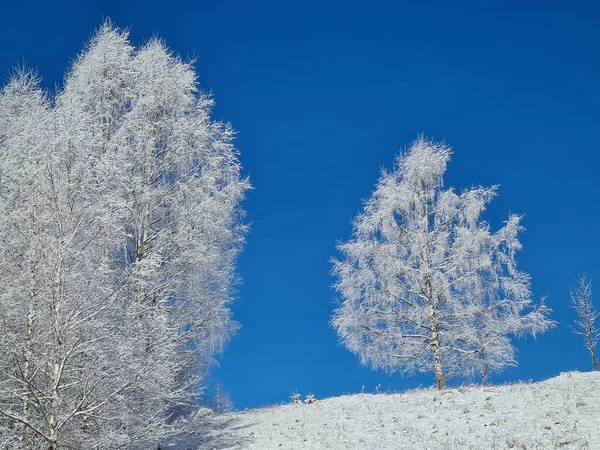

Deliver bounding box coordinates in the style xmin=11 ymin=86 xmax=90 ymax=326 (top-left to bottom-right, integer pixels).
xmin=175 ymin=371 xmax=600 ymax=449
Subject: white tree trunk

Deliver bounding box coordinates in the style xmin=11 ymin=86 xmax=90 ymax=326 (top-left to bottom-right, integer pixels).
xmin=21 ymin=201 xmax=38 ymax=448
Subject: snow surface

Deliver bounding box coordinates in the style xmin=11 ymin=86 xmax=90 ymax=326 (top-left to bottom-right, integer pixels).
xmin=173 ymin=371 xmax=600 ymax=449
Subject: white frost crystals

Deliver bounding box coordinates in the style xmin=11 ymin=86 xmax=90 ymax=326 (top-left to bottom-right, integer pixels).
xmin=331 ymin=137 xmax=554 ymax=389
xmin=0 ymin=23 xmax=249 ymax=449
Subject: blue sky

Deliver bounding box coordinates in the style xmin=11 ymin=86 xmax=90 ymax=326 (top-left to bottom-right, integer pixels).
xmin=1 ymin=1 xmax=599 ymax=409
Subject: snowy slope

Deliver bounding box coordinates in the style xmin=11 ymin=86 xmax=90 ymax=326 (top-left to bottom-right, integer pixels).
xmin=175 ymin=371 xmax=600 ymax=449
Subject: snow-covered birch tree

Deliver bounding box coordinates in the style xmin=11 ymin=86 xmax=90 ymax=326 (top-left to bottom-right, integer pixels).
xmin=0 ymin=23 xmax=248 ymax=449
xmin=332 ymin=137 xmax=554 ymax=389
xmin=570 ymin=275 xmax=599 ymax=371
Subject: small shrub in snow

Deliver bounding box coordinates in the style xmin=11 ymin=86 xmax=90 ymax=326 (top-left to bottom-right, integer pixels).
xmin=290 ymin=392 xmax=302 ymax=404
xmin=305 ymin=394 xmax=316 ymax=404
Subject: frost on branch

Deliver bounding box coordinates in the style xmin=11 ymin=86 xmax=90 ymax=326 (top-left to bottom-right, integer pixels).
xmin=331 ymin=137 xmax=554 ymax=389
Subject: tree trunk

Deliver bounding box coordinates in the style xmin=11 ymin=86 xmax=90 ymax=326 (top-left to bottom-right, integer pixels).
xmin=21 ymin=291 xmax=35 ymax=448
xmin=48 ymin=352 xmax=61 ymax=450
xmin=479 ymin=352 xmax=488 ymax=386
xmin=48 ymin=421 xmax=58 ymax=450
xmin=21 ymin=291 xmax=34 ymax=448
xmin=48 ymin=253 xmax=64 ymax=450
xmin=431 ymin=326 xmax=445 ymax=389
xmin=48 ymin=361 xmax=60 ymax=450
xmin=21 ymin=201 xmax=38 ymax=448
xmin=585 ymin=329 xmax=600 ymax=371
xmin=427 ymin=271 xmax=445 ymax=390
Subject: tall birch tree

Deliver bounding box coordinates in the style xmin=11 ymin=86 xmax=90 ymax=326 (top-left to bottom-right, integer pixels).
xmin=0 ymin=23 xmax=249 ymax=449
xmin=332 ymin=137 xmax=553 ymax=389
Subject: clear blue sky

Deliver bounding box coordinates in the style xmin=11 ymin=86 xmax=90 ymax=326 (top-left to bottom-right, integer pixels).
xmin=1 ymin=1 xmax=599 ymax=409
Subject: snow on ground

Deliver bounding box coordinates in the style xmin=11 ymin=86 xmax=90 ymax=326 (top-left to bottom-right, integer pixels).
xmin=174 ymin=371 xmax=600 ymax=449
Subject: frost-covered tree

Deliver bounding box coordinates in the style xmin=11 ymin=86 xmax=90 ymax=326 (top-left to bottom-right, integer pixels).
xmin=0 ymin=23 xmax=248 ymax=449
xmin=0 ymin=68 xmax=134 ymax=450
xmin=332 ymin=137 xmax=554 ymax=389
xmin=206 ymin=382 xmax=234 ymax=414
xmin=570 ymin=275 xmax=599 ymax=371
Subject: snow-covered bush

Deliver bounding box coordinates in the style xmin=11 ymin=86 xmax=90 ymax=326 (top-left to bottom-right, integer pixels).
xmin=290 ymin=393 xmax=302 ymax=404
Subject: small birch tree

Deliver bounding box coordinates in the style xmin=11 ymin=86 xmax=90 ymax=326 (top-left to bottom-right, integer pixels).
xmin=570 ymin=275 xmax=599 ymax=371
xmin=332 ymin=137 xmax=554 ymax=389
